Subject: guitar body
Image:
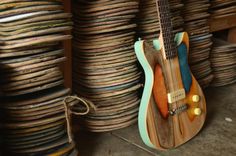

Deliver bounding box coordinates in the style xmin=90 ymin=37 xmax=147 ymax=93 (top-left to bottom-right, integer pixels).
xmin=135 ymin=32 xmax=206 ymax=150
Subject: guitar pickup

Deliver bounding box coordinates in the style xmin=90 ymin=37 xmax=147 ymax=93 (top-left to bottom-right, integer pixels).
xmin=167 ymin=89 xmax=186 ymax=104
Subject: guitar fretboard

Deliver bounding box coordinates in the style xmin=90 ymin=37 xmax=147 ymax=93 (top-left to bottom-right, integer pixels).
xmin=156 ymin=0 xmax=177 ymax=59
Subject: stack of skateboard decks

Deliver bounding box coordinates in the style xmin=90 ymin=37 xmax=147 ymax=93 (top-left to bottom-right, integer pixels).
xmin=210 ymin=0 xmax=236 ymax=19
xmin=72 ymin=0 xmax=142 ymax=132
xmin=137 ymin=0 xmax=184 ymax=40
xmin=1 ymin=88 xmax=79 ymax=156
xmin=0 ymin=0 xmax=73 ymax=96
xmin=183 ymin=0 xmax=214 ymax=88
xmin=0 ymin=1 xmax=77 ymax=155
xmin=210 ymin=39 xmax=236 ymax=87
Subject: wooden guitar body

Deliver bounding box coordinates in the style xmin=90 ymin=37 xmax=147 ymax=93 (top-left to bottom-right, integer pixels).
xmin=134 ymin=32 xmax=206 ymax=150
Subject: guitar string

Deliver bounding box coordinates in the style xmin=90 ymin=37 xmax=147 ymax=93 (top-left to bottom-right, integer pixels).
xmin=160 ymin=0 xmax=180 ymax=107
xmin=158 ymin=0 xmax=183 ymax=144
xmin=162 ymin=0 xmax=184 ymax=137
xmin=158 ymin=0 xmax=178 ymax=96
xmin=159 ymin=0 xmax=178 ymax=146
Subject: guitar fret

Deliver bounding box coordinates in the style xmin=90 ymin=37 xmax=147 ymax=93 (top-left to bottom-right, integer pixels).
xmin=156 ymin=0 xmax=176 ymax=59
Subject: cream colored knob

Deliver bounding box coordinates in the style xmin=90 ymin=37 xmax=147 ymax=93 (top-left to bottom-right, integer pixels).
xmin=194 ymin=108 xmax=202 ymax=116
xmin=192 ymin=95 xmax=200 ymax=102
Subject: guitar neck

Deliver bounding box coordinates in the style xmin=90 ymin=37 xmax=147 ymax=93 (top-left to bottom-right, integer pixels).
xmin=156 ymin=0 xmax=177 ymax=59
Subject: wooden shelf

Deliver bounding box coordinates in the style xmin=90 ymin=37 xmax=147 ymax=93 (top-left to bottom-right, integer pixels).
xmin=228 ymin=28 xmax=236 ymax=43
xmin=210 ymin=15 xmax=236 ymax=32
xmin=62 ymin=0 xmax=72 ymax=88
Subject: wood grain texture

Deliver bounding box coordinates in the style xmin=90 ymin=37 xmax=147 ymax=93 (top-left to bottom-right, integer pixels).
xmin=160 ymin=35 xmax=206 ymax=147
xmin=62 ymin=0 xmax=72 ymax=88
xmin=227 ymin=27 xmax=236 ymax=43
xmin=209 ymin=15 xmax=236 ymax=32
xmin=143 ymin=43 xmax=174 ymax=149
xmin=153 ymin=64 xmax=168 ymax=119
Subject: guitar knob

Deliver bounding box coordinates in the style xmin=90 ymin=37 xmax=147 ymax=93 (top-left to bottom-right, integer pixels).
xmin=192 ymin=95 xmax=200 ymax=102
xmin=193 ymin=108 xmax=202 ymax=116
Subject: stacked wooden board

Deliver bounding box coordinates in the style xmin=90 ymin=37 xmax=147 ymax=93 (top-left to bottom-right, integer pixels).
xmin=210 ymin=39 xmax=236 ymax=87
xmin=72 ymin=0 xmax=142 ymax=132
xmin=0 ymin=1 xmax=77 ymax=155
xmin=183 ymin=0 xmax=214 ymax=88
xmin=1 ymin=88 xmax=79 ymax=155
xmin=210 ymin=0 xmax=236 ymax=18
xmin=137 ymin=0 xmax=184 ymax=40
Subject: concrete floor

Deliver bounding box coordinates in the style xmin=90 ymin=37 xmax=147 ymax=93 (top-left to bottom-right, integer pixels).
xmin=76 ymin=83 xmax=236 ymax=156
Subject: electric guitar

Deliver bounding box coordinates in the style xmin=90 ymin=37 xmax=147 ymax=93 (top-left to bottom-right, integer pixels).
xmin=134 ymin=0 xmax=206 ymax=150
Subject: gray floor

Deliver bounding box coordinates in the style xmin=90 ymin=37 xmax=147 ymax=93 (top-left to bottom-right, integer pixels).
xmin=76 ymin=83 xmax=236 ymax=156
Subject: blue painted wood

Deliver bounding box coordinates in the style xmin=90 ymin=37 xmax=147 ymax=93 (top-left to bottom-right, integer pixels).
xmin=177 ymin=43 xmax=192 ymax=93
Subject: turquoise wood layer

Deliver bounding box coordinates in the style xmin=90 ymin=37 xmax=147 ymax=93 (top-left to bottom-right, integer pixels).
xmin=134 ymin=40 xmax=155 ymax=148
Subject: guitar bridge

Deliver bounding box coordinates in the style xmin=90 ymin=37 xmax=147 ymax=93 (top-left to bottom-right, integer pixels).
xmin=169 ymin=104 xmax=188 ymax=116
xmin=167 ymin=89 xmax=186 ymax=104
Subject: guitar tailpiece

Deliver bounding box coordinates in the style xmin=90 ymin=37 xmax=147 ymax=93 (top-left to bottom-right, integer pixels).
xmin=169 ymin=104 xmax=188 ymax=116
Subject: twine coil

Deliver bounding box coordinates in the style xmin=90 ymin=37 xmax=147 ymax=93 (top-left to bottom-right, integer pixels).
xmin=63 ymin=96 xmax=96 ymax=143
